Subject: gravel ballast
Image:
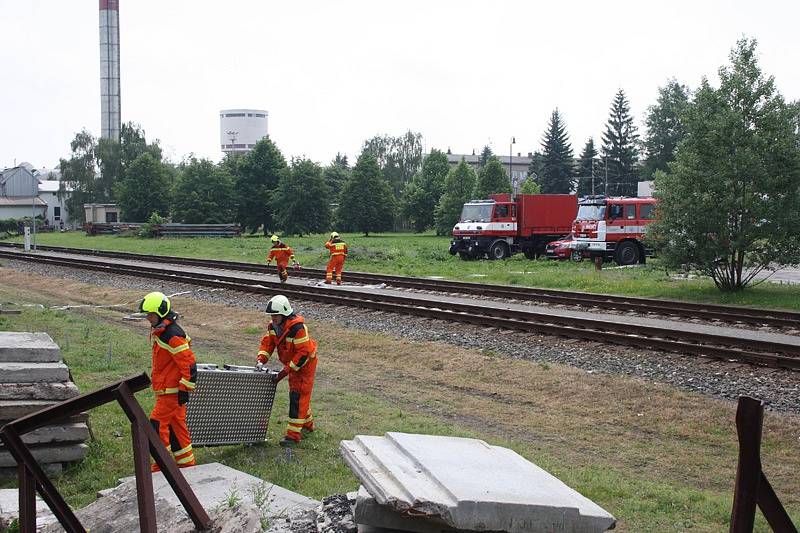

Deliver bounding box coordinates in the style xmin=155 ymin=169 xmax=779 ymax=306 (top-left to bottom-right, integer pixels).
xmin=5 ymin=259 xmax=799 ymax=414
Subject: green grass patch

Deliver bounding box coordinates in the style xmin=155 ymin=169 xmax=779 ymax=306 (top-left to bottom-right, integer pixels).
xmin=9 ymin=231 xmax=800 ymax=311
xmin=0 ymin=302 xmax=797 ymax=531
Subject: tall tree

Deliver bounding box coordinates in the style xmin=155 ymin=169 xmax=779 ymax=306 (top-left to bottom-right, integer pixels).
xmin=336 ymin=153 xmax=396 ymax=236
xmin=115 ymin=152 xmax=172 ymax=221
xmin=362 ymin=131 xmax=423 ymax=197
xmin=601 ymin=89 xmax=640 ymax=196
xmin=232 ymin=137 xmax=287 ymax=234
xmin=539 ymin=109 xmax=575 ymax=193
xmin=642 ymin=79 xmax=690 ymax=180
xmin=434 ymin=158 xmax=478 ymax=235
xmin=651 ymin=38 xmax=800 ymax=291
xmin=172 ymin=158 xmax=235 ymax=224
xmin=473 ymin=156 xmax=512 ymax=199
xmin=479 ymin=145 xmax=494 ymax=167
xmin=323 ymin=153 xmax=350 ymax=203
xmin=400 ymin=148 xmax=450 ymax=233
xmin=575 ymin=138 xmax=600 ymax=196
xmin=526 ymin=151 xmax=545 ymax=181
xmin=58 ymin=130 xmax=100 ymax=224
xmin=273 ymin=158 xmax=331 ymax=236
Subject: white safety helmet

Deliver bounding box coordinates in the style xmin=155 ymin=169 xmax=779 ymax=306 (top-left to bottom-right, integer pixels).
xmin=330 ymin=231 xmax=339 ymax=239
xmin=265 ymin=294 xmax=293 ymax=316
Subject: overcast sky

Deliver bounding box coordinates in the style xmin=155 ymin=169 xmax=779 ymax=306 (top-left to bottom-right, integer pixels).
xmin=2 ymin=0 xmax=798 ymax=170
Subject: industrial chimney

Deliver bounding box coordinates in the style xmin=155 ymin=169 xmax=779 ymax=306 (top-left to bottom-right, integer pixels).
xmin=99 ymin=0 xmax=120 ymax=141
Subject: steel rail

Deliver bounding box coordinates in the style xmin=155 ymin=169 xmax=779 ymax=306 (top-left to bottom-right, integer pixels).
xmin=3 ymin=249 xmax=799 ymax=371
xmin=3 ymin=242 xmax=799 ymax=329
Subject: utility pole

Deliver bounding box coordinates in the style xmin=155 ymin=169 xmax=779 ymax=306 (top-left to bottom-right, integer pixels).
xmin=31 ymin=169 xmax=37 ymax=252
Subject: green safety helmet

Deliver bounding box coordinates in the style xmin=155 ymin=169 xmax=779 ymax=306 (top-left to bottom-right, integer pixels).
xmin=330 ymin=232 xmax=339 ymax=239
xmin=265 ymin=295 xmax=293 ymax=316
xmin=139 ymin=292 xmax=171 ymax=318
xmin=271 ymin=235 xmax=279 ymax=243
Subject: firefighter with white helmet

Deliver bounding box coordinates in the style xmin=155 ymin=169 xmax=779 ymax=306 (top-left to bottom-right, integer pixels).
xmin=266 ymin=235 xmax=300 ymax=283
xmin=324 ymin=231 xmax=348 ymax=285
xmin=138 ymin=291 xmax=196 ymax=470
xmin=257 ymin=294 xmax=318 ymax=445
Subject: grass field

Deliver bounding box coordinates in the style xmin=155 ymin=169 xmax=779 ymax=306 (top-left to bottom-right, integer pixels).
xmin=7 ymin=230 xmax=800 ymax=311
xmin=1 ymin=266 xmax=798 ymax=532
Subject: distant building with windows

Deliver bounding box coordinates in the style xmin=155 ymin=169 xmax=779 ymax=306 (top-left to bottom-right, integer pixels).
xmin=0 ymin=163 xmax=74 ymax=227
xmin=219 ymin=109 xmax=269 ymax=154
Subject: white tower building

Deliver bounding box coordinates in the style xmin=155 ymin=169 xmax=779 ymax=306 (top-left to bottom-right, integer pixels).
xmin=99 ymin=0 xmax=121 ymax=141
xmin=219 ymin=109 xmax=269 ymax=154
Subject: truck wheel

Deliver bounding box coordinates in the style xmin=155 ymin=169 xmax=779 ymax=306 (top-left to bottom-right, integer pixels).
xmin=523 ymin=249 xmax=537 ymax=260
xmin=614 ymin=242 xmax=640 ymax=266
xmin=489 ymin=242 xmax=509 ymax=260
xmin=570 ymin=250 xmax=584 ymax=262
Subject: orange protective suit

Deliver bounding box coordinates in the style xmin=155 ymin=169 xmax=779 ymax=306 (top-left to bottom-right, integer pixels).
xmin=149 ymin=315 xmax=196 ymax=469
xmin=267 ymin=241 xmax=295 ymax=282
xmin=324 ymin=238 xmax=348 ymax=284
xmin=257 ymin=314 xmax=318 ymax=442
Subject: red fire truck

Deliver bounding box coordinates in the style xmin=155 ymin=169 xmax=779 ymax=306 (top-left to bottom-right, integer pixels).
xmin=570 ymin=195 xmax=658 ymax=265
xmin=449 ymin=193 xmax=577 ymax=260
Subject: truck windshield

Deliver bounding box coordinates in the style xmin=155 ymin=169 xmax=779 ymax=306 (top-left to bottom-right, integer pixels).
xmin=576 ymin=205 xmax=606 ymax=220
xmin=459 ymin=204 xmax=494 ymax=223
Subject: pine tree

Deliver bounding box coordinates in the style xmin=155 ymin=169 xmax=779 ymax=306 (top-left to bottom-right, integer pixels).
xmin=273 ymin=158 xmax=331 ymax=236
xmin=642 ymin=79 xmax=690 ymax=180
xmin=323 ymin=153 xmax=350 ymax=203
xmin=601 ymin=89 xmax=640 ymax=196
xmin=231 ymin=137 xmax=287 ymax=234
xmin=434 ymin=159 xmax=478 ymax=235
xmin=336 ymin=153 xmax=396 ymax=236
xmin=526 ymin=151 xmax=544 ymax=181
xmin=575 ymin=138 xmax=599 ymax=197
xmin=473 ymin=156 xmax=512 ymax=199
xmin=539 ymin=109 xmax=575 ymax=193
xmin=479 ymin=145 xmax=494 ymax=167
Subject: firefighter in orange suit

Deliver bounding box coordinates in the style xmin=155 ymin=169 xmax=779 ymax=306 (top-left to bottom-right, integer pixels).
xmin=256 ymin=295 xmax=317 ymax=446
xmin=324 ymin=232 xmax=348 ymax=285
xmin=138 ymin=292 xmax=196 ymax=471
xmin=266 ymin=235 xmax=299 ymax=283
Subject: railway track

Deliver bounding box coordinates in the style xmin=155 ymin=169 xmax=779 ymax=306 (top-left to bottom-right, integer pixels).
xmin=2 ymin=247 xmax=799 ymax=371
xmin=3 ymin=242 xmax=800 ymax=330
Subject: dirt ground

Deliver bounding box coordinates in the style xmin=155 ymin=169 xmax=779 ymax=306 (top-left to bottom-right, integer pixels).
xmin=2 ymin=266 xmax=799 ymax=513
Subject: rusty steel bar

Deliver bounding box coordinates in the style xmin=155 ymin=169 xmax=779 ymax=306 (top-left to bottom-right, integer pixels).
xmin=18 ymin=463 xmax=36 ymax=533
xmin=115 ymin=383 xmax=211 ymax=531
xmin=130 ymin=416 xmax=157 ymax=533
xmin=730 ymin=397 xmax=764 ymax=533
xmin=0 ymin=427 xmax=84 ymax=533
xmin=6 ymin=372 xmax=151 ymax=435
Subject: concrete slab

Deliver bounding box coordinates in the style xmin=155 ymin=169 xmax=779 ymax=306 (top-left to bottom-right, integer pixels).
xmin=0 ymin=362 xmax=69 ymax=383
xmin=0 ymin=400 xmax=58 ymax=420
xmin=116 ymin=462 xmax=318 ymax=520
xmin=354 ymin=486 xmax=452 ymax=533
xmin=0 ymin=443 xmax=88 ymax=467
xmin=0 ymin=488 xmax=58 ymax=530
xmin=0 ymin=332 xmax=61 ymax=363
xmin=13 ymin=423 xmax=90 ymax=446
xmin=0 ymin=381 xmax=80 ymax=401
xmin=341 ymin=432 xmax=616 ymax=533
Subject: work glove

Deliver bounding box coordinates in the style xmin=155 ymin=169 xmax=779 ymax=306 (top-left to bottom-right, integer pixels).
xmin=178 ymin=390 xmax=190 ymax=405
xmin=293 ymin=262 xmax=301 ymax=271
xmin=270 ymin=373 xmax=281 ymax=384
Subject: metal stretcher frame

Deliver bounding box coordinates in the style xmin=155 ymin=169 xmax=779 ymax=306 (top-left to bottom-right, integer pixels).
xmin=186 ymin=364 xmax=278 ymax=446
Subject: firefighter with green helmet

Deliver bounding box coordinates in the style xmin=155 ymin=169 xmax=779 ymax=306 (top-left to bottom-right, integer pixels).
xmin=138 ymin=291 xmax=197 ymax=470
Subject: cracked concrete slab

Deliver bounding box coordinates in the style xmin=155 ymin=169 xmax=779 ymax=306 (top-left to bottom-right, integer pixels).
xmin=0 ymin=362 xmax=69 ymax=383
xmin=0 ymin=332 xmax=61 ymax=363
xmin=341 ymin=432 xmax=616 ymax=533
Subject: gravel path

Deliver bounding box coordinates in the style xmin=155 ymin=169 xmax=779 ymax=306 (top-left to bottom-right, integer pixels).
xmin=6 ymin=259 xmax=799 ymax=414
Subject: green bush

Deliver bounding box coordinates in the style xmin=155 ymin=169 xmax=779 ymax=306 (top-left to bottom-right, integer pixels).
xmin=138 ymin=212 xmax=168 ymax=238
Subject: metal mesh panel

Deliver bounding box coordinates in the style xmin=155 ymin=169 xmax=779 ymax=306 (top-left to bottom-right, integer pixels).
xmin=186 ymin=365 xmax=277 ymax=446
